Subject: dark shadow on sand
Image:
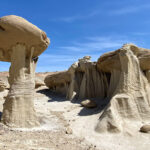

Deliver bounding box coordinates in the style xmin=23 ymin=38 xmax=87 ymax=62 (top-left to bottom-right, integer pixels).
xmin=37 ymin=88 xmax=66 ymax=102
xmin=0 ymin=112 xmax=2 ymax=121
xmin=37 ymin=88 xmax=110 ymax=116
xmin=76 ymin=98 xmax=110 ymax=116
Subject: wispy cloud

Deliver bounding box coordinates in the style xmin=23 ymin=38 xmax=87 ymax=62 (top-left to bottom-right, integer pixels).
xmin=36 ymin=53 xmax=100 ymax=72
xmin=57 ymin=10 xmax=100 ymax=23
xmin=58 ymin=36 xmax=132 ymax=53
xmin=37 ymin=35 xmax=138 ymax=72
xmin=131 ymin=32 xmax=150 ymax=36
xmin=110 ymin=4 xmax=150 ymax=15
xmin=52 ymin=3 xmax=150 ymax=23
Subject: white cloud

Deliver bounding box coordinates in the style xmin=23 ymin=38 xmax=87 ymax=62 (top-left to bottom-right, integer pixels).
xmin=36 ymin=35 xmax=136 ymax=72
xmin=110 ymin=4 xmax=150 ymax=15
xmin=57 ymin=10 xmax=100 ymax=23
xmin=58 ymin=36 xmax=132 ymax=53
xmin=131 ymin=32 xmax=150 ymax=36
xmin=52 ymin=3 xmax=150 ymax=23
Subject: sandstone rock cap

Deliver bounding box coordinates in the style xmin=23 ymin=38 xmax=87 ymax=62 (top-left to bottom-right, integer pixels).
xmin=0 ymin=15 xmax=50 ymax=62
xmin=97 ymin=44 xmax=150 ymax=72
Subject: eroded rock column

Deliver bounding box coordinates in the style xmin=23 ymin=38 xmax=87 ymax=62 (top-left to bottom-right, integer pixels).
xmin=1 ymin=44 xmax=39 ymax=128
xmin=96 ymin=48 xmax=150 ymax=133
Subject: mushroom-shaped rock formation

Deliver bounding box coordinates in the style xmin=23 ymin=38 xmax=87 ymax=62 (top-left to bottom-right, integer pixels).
xmin=0 ymin=15 xmax=50 ymax=128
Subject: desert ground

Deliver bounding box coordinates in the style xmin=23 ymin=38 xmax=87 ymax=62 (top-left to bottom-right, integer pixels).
xmin=0 ymin=72 xmax=149 ymax=150
xmin=0 ymin=72 xmax=97 ymax=150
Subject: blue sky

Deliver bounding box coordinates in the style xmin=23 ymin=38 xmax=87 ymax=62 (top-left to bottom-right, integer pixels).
xmin=0 ymin=0 xmax=150 ymax=72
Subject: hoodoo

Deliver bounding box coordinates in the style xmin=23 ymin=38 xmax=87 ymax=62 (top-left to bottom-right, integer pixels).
xmin=45 ymin=44 xmax=150 ymax=133
xmin=0 ymin=15 xmax=50 ymax=128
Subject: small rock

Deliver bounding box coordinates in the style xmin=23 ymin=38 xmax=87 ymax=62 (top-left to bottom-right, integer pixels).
xmin=65 ymin=127 xmax=72 ymax=134
xmin=0 ymin=79 xmax=8 ymax=92
xmin=140 ymin=124 xmax=150 ymax=133
xmin=81 ymin=99 xmax=97 ymax=108
xmin=35 ymin=78 xmax=45 ymax=89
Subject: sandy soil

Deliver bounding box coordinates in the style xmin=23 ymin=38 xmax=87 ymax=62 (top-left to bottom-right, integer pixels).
xmin=0 ymin=87 xmax=97 ymax=150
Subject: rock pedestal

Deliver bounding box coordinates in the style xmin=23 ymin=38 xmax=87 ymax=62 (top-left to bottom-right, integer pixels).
xmin=1 ymin=44 xmax=39 ymax=128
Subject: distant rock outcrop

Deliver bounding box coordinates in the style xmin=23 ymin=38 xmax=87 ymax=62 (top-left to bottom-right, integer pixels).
xmin=45 ymin=71 xmax=71 ymax=95
xmin=45 ymin=44 xmax=150 ymax=133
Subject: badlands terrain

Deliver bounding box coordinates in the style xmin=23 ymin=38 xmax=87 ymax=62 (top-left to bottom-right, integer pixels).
xmin=0 ymin=54 xmax=149 ymax=150
xmin=0 ymin=72 xmax=97 ymax=150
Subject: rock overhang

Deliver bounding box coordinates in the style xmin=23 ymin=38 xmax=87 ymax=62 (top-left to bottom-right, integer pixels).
xmin=97 ymin=44 xmax=150 ymax=72
xmin=0 ymin=15 xmax=50 ymax=62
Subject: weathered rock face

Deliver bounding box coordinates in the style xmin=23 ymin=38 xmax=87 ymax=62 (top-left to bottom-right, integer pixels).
xmin=45 ymin=44 xmax=150 ymax=134
xmin=35 ymin=78 xmax=45 ymax=89
xmin=140 ymin=124 xmax=150 ymax=133
xmin=0 ymin=15 xmax=49 ymax=62
xmin=0 ymin=15 xmax=50 ymax=128
xmin=0 ymin=79 xmax=8 ymax=91
xmin=45 ymin=71 xmax=71 ymax=95
xmin=45 ymin=56 xmax=108 ymax=100
xmin=66 ymin=56 xmax=108 ymax=100
xmin=96 ymin=44 xmax=150 ymax=133
xmin=97 ymin=44 xmax=150 ymax=72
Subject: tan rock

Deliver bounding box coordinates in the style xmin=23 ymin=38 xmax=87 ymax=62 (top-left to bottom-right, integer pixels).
xmin=0 ymin=15 xmax=49 ymax=62
xmin=140 ymin=125 xmax=150 ymax=133
xmin=45 ymin=56 xmax=108 ymax=100
xmin=0 ymin=15 xmax=50 ymax=128
xmin=97 ymin=43 xmax=150 ymax=72
xmin=96 ymin=45 xmax=150 ymax=133
xmin=0 ymin=79 xmax=8 ymax=91
xmin=81 ymin=99 xmax=97 ymax=108
xmin=35 ymin=78 xmax=45 ymax=89
xmin=45 ymin=44 xmax=150 ymax=134
xmin=44 ymin=71 xmax=71 ymax=95
xmin=65 ymin=127 xmax=73 ymax=134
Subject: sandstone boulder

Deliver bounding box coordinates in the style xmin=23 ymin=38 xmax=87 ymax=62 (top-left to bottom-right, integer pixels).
xmin=97 ymin=44 xmax=150 ymax=72
xmin=35 ymin=78 xmax=45 ymax=89
xmin=0 ymin=79 xmax=8 ymax=91
xmin=44 ymin=71 xmax=71 ymax=95
xmin=140 ymin=125 xmax=150 ymax=133
xmin=81 ymin=99 xmax=97 ymax=108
